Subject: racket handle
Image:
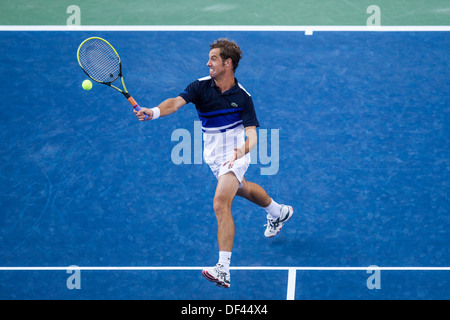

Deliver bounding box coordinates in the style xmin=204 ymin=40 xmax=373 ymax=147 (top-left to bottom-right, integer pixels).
xmin=127 ymin=96 xmax=149 ymax=120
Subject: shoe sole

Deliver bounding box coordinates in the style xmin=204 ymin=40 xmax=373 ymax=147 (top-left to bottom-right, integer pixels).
xmin=202 ymin=270 xmax=230 ymax=288
xmin=265 ymin=206 xmax=294 ymax=238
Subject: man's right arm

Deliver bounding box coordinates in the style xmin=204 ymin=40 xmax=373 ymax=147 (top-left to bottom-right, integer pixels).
xmin=134 ymin=96 xmax=187 ymax=121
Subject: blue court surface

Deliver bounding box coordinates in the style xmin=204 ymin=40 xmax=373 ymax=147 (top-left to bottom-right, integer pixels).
xmin=0 ymin=31 xmax=449 ymax=300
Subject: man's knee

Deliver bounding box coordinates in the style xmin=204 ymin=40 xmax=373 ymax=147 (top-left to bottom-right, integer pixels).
xmin=213 ymin=195 xmax=231 ymax=215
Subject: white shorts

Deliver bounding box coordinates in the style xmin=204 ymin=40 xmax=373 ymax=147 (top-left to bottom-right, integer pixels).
xmin=207 ymin=153 xmax=251 ymax=188
xmin=202 ymin=125 xmax=250 ymax=188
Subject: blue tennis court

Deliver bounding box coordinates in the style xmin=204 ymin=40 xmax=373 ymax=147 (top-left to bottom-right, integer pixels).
xmin=0 ymin=30 xmax=449 ymax=300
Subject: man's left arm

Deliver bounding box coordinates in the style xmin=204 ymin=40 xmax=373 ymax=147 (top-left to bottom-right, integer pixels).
xmin=224 ymin=126 xmax=257 ymax=168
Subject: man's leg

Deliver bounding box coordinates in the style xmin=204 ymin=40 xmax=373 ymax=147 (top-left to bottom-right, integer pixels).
xmin=237 ymin=177 xmax=283 ymax=218
xmin=202 ymin=172 xmax=239 ymax=288
xmin=237 ymin=177 xmax=294 ymax=238
xmin=213 ymin=172 xmax=240 ymax=252
xmin=236 ymin=177 xmax=272 ymax=208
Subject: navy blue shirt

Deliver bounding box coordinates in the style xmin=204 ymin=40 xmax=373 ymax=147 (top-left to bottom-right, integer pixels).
xmin=179 ymin=76 xmax=259 ymax=132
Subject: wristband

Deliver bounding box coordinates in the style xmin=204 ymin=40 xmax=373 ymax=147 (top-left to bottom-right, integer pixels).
xmin=151 ymin=107 xmax=160 ymax=120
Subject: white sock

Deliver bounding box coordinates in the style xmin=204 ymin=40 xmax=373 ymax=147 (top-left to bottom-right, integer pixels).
xmin=264 ymin=199 xmax=282 ymax=219
xmin=218 ymin=251 xmax=232 ymax=272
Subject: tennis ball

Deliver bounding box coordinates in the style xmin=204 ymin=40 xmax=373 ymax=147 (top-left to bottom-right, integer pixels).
xmin=82 ymin=79 xmax=93 ymax=90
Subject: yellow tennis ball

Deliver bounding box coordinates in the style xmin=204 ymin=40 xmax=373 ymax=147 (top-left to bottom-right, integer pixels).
xmin=82 ymin=79 xmax=93 ymax=90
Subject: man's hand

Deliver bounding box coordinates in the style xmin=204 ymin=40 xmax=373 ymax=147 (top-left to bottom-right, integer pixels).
xmin=223 ymin=147 xmax=245 ymax=169
xmin=133 ymin=107 xmax=153 ymax=121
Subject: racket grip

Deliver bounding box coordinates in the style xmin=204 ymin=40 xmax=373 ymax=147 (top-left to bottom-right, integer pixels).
xmin=127 ymin=97 xmax=149 ymax=120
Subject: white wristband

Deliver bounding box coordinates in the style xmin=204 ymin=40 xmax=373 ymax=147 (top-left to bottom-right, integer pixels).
xmin=151 ymin=107 xmax=160 ymax=120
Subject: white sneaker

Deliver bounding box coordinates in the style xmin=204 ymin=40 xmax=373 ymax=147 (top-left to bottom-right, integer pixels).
xmin=264 ymin=205 xmax=294 ymax=238
xmin=202 ymin=264 xmax=231 ymax=288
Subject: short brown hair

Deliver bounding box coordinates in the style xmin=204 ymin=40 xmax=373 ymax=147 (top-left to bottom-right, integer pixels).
xmin=210 ymin=38 xmax=243 ymax=71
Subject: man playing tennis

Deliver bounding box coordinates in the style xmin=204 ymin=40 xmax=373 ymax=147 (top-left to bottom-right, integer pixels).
xmin=135 ymin=39 xmax=293 ymax=288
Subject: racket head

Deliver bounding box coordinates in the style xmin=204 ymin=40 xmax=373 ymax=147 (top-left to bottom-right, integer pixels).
xmin=77 ymin=37 xmax=122 ymax=85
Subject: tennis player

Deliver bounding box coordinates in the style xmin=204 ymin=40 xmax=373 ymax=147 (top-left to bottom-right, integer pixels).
xmin=135 ymin=39 xmax=293 ymax=288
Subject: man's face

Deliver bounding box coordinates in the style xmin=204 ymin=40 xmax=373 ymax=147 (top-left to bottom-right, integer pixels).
xmin=207 ymin=48 xmax=228 ymax=79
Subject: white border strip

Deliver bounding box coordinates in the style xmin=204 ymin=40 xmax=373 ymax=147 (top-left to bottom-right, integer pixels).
xmin=1 ymin=266 xmax=449 ymax=271
xmin=0 ymin=25 xmax=449 ymax=32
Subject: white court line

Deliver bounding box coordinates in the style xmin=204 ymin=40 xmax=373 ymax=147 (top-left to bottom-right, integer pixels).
xmin=286 ymin=268 xmax=297 ymax=300
xmin=2 ymin=266 xmax=448 ymax=300
xmin=0 ymin=25 xmax=449 ymax=32
xmin=1 ymin=266 xmax=449 ymax=270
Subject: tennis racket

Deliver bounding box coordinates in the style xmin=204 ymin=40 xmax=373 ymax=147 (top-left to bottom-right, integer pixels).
xmin=77 ymin=37 xmax=148 ymax=120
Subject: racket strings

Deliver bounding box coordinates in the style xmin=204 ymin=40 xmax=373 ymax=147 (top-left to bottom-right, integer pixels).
xmin=78 ymin=39 xmax=121 ymax=83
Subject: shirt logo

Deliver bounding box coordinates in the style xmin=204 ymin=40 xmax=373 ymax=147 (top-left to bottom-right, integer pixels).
xmin=231 ymin=102 xmax=238 ymax=108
